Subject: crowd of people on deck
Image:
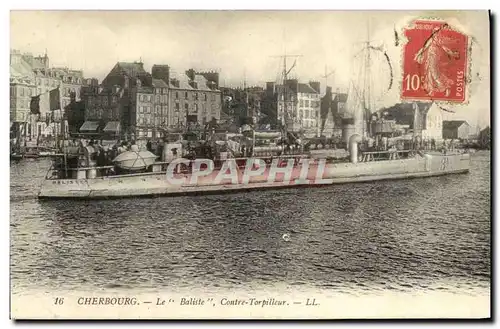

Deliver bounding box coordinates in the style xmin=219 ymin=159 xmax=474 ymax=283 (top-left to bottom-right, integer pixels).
xmin=57 ymin=138 xmax=166 ymax=167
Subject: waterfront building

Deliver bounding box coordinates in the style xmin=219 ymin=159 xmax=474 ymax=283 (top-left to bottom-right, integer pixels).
xmin=220 ymin=86 xmax=263 ymax=125
xmin=379 ymin=102 xmax=444 ymax=141
xmin=168 ymin=69 xmax=221 ymax=128
xmin=10 ymin=50 xmax=36 ymax=139
xmin=442 ymin=120 xmax=471 ymax=140
xmin=10 ymin=49 xmax=89 ymax=140
xmin=83 ymin=62 xmax=222 ymax=140
xmin=263 ymin=79 xmax=321 ymax=135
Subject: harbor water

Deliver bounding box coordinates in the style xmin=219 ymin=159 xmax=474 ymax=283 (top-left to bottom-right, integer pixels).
xmin=10 ymin=152 xmax=491 ymax=296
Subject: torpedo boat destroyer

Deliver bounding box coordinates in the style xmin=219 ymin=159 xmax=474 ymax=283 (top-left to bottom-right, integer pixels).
xmin=37 ymin=128 xmax=470 ymax=199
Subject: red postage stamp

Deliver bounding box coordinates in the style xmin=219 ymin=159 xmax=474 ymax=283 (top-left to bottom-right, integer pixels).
xmin=401 ymin=19 xmax=469 ymax=103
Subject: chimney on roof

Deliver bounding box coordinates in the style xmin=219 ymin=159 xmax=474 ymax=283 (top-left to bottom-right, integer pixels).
xmin=152 ymin=64 xmax=170 ymax=85
xmin=198 ymin=71 xmax=220 ymax=89
xmin=185 ymin=69 xmax=196 ymax=81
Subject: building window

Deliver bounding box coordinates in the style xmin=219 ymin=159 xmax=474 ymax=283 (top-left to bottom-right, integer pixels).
xmin=103 ymin=97 xmax=108 ymax=106
xmin=175 ymin=103 xmax=180 ymax=111
xmin=185 ymin=91 xmax=188 ymax=99
xmin=139 ymin=117 xmax=144 ymax=125
xmin=194 ymin=93 xmax=198 ymax=100
xmin=204 ymin=93 xmax=207 ymax=101
xmin=184 ymin=103 xmax=188 ymax=111
xmin=176 ymin=92 xmax=179 ymax=99
xmin=194 ymin=104 xmax=198 ymax=112
xmin=299 ymin=99 xmax=304 ymax=107
xmin=147 ymin=106 xmax=151 ymax=113
xmin=211 ymin=94 xmax=216 ymax=101
xmin=156 ymin=95 xmax=160 ymax=103
xmin=139 ymin=106 xmax=143 ymax=113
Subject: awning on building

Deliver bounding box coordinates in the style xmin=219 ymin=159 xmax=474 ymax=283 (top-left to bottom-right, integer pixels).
xmin=80 ymin=121 xmax=100 ymax=132
xmin=103 ymin=121 xmax=121 ymax=133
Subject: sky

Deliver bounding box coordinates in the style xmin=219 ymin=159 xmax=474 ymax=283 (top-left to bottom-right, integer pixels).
xmin=10 ymin=10 xmax=491 ymax=128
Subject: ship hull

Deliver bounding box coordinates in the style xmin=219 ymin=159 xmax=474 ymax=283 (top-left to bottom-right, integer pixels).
xmin=38 ymin=153 xmax=471 ymax=199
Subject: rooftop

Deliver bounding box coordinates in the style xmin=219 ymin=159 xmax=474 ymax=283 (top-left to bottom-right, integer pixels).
xmin=443 ymin=120 xmax=469 ymax=130
xmin=379 ymin=102 xmax=435 ymax=129
xmin=152 ymin=78 xmax=169 ymax=88
xmin=297 ymin=83 xmax=318 ymax=94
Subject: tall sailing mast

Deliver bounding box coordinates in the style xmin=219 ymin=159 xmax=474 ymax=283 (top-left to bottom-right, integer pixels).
xmin=362 ymin=19 xmax=372 ymax=138
xmin=271 ymin=53 xmax=302 ymax=133
xmin=321 ymin=65 xmax=335 ymax=90
xmin=349 ymin=17 xmax=392 ymax=139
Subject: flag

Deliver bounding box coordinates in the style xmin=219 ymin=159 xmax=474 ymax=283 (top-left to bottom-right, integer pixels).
xmin=49 ymin=87 xmax=61 ymax=112
xmin=30 ymin=95 xmax=40 ymax=115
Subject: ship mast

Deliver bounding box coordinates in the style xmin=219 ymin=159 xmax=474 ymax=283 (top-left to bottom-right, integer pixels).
xmin=364 ymin=19 xmax=371 ymax=138
xmin=271 ymin=54 xmax=302 ymax=134
xmin=243 ymin=68 xmax=249 ymax=118
xmin=271 ymin=30 xmax=302 ymax=135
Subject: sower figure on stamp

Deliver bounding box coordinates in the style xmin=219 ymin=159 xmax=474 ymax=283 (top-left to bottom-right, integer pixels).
xmin=414 ymin=26 xmax=462 ymax=97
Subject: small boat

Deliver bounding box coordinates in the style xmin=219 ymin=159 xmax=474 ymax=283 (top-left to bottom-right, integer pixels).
xmin=112 ymin=150 xmax=158 ymax=171
xmin=10 ymin=148 xmax=56 ymax=160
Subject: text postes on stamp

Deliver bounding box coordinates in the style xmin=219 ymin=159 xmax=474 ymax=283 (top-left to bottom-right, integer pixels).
xmin=401 ymin=19 xmax=468 ymax=103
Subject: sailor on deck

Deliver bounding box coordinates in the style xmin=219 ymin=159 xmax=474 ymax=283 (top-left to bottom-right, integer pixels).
xmin=129 ymin=140 xmax=139 ymax=152
xmin=117 ymin=141 xmax=128 ymax=154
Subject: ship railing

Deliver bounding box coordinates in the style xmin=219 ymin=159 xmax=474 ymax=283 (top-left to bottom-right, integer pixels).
xmin=360 ymin=149 xmax=415 ymax=162
xmin=45 ymin=154 xmax=322 ymax=180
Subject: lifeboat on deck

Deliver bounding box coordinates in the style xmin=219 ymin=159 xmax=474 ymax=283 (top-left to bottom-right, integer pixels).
xmin=112 ymin=150 xmax=158 ymax=171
